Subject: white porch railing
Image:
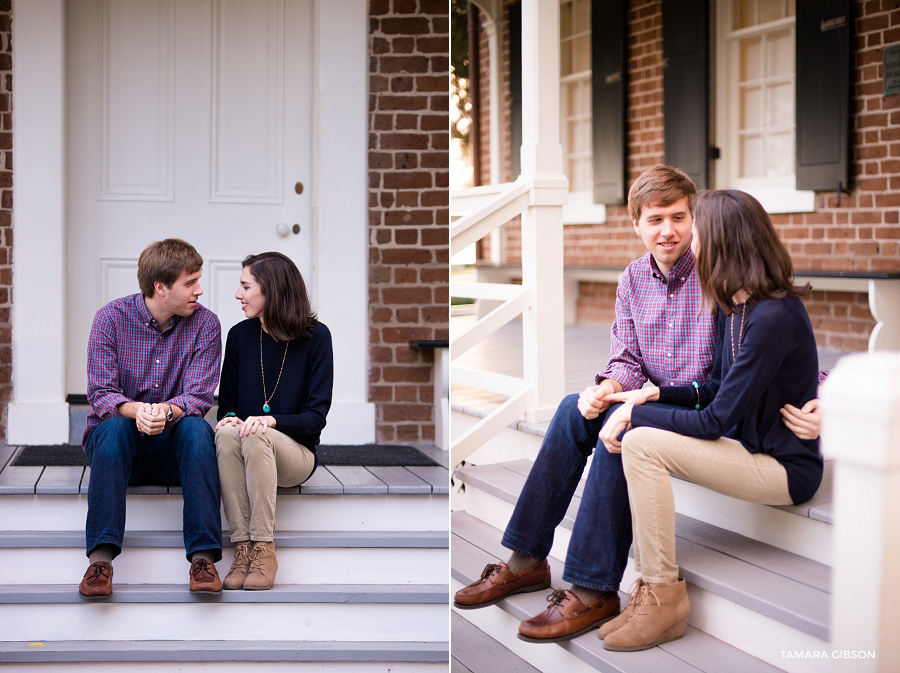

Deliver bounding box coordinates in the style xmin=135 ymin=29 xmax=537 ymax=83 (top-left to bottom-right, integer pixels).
xmin=450 ymin=175 xmax=567 ymax=468
xmin=450 ymin=0 xmax=568 ymax=468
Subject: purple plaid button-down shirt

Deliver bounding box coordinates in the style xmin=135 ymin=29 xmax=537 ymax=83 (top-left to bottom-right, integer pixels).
xmin=84 ymin=293 xmax=222 ymax=447
xmin=598 ymin=249 xmax=717 ymax=391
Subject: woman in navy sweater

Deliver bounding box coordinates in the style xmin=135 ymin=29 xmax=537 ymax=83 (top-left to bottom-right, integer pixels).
xmin=596 ymin=190 xmax=822 ymax=652
xmin=215 ymin=252 xmax=333 ymax=590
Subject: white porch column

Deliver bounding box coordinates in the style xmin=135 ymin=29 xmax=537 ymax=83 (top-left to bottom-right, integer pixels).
xmin=519 ymin=0 xmax=567 ymax=422
xmin=820 ymin=352 xmax=900 ymax=672
xmin=8 ymin=0 xmax=69 ymax=444
xmin=313 ymin=0 xmax=375 ymax=444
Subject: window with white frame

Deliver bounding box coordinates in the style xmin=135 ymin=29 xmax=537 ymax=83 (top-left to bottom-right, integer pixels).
xmin=715 ymin=0 xmax=813 ymax=212
xmin=559 ymin=0 xmax=606 ymax=223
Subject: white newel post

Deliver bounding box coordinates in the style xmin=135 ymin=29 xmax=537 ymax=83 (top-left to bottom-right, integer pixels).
xmin=519 ymin=0 xmax=568 ymax=423
xmin=819 ymin=353 xmax=900 ymax=673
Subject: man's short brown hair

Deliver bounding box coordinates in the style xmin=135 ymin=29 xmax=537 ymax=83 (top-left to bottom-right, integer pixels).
xmin=627 ymin=165 xmax=698 ymax=221
xmin=137 ymin=239 xmax=203 ymax=297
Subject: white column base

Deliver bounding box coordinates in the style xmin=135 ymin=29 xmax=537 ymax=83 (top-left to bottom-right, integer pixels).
xmin=7 ymin=402 xmax=70 ymax=445
xmin=319 ymin=402 xmax=376 ymax=445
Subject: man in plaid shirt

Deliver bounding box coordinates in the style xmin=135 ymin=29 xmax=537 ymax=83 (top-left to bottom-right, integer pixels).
xmin=454 ymin=166 xmax=820 ymax=641
xmin=78 ymin=239 xmax=224 ymax=599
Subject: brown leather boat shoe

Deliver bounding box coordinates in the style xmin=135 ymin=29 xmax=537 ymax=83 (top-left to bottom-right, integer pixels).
xmin=79 ymin=561 xmax=113 ymax=599
xmin=189 ymin=557 xmax=223 ymax=594
xmin=517 ymin=588 xmax=619 ymax=643
xmin=453 ymin=559 xmax=551 ymax=609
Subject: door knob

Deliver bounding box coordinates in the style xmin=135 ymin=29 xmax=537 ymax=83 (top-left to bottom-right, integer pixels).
xmin=276 ymin=223 xmax=301 ymax=236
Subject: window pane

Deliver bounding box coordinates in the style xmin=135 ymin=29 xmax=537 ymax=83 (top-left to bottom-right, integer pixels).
xmin=740 ymin=36 xmax=762 ymax=81
xmin=561 ymin=2 xmax=573 ymax=39
xmin=574 ymin=35 xmax=591 ymax=73
xmin=735 ymin=0 xmax=756 ymax=29
xmin=765 ymin=81 xmax=792 ymax=126
xmin=567 ymin=121 xmax=580 ymax=154
xmin=758 ymin=0 xmax=784 ymax=24
xmin=766 ymin=28 xmax=792 ymax=77
xmin=575 ymin=0 xmax=590 ymax=33
xmin=765 ymin=132 xmax=792 ymax=176
xmin=741 ymin=134 xmax=764 ymax=177
xmin=561 ymin=41 xmax=573 ymax=76
xmin=741 ymin=86 xmax=763 ymax=129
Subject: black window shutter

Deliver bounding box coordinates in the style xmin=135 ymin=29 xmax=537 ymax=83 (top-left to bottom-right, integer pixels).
xmin=591 ymin=0 xmax=627 ymax=204
xmin=795 ymin=0 xmax=850 ymax=191
xmin=508 ymin=2 xmax=522 ymax=181
xmin=662 ymin=0 xmax=709 ymax=189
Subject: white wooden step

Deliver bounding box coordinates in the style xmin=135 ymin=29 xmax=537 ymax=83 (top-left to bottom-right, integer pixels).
xmin=452 ymin=511 xmax=786 ymax=673
xmin=451 ymin=611 xmax=541 ymax=673
xmin=458 ymin=459 xmax=832 ymax=565
xmin=0 ymin=601 xmax=448 ymax=643
xmin=0 ymin=493 xmax=448 ymax=534
xmin=0 ymin=640 xmax=448 ymax=665
xmin=455 ymin=463 xmax=830 ymax=639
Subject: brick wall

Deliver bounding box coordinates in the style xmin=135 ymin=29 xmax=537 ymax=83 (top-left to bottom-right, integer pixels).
xmin=368 ymin=0 xmax=449 ymax=444
xmin=0 ymin=1 xmax=11 ymax=442
xmin=483 ymin=0 xmax=884 ymax=348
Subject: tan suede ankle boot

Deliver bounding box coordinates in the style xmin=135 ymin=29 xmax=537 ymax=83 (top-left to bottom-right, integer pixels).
xmin=602 ymin=578 xmax=690 ymax=652
xmin=598 ymin=578 xmax=646 ymax=640
xmin=223 ymin=541 xmax=252 ymax=590
xmin=243 ymin=541 xmax=278 ymax=590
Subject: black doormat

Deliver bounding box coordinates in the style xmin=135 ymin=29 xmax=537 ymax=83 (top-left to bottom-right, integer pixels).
xmin=11 ymin=445 xmax=88 ymax=467
xmin=10 ymin=443 xmax=438 ymax=468
xmin=317 ymin=444 xmax=439 ymax=466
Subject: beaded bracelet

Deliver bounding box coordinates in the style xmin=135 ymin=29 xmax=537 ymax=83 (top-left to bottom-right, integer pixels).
xmin=692 ymin=382 xmax=700 ymax=410
xmin=224 ymin=412 xmax=236 ymax=417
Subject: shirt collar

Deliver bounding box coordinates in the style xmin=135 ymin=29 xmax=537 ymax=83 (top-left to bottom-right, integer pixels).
xmin=133 ymin=293 xmax=180 ymax=332
xmin=649 ymin=248 xmax=696 ymax=284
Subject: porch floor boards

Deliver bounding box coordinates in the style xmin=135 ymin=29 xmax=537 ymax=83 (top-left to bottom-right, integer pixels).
xmin=0 ymin=443 xmax=449 ymax=496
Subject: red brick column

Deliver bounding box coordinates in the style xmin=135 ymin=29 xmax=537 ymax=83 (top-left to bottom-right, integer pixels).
xmin=0 ymin=1 xmax=12 ymax=442
xmin=368 ymin=0 xmax=449 ymax=443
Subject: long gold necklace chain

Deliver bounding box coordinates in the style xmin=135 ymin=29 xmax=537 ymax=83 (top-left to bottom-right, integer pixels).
xmin=260 ymin=327 xmax=289 ymax=413
xmin=730 ymin=302 xmax=746 ymax=361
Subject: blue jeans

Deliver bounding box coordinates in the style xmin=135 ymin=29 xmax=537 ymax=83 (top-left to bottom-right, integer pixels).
xmin=84 ymin=416 xmax=222 ymax=562
xmin=501 ymin=393 xmax=635 ymax=592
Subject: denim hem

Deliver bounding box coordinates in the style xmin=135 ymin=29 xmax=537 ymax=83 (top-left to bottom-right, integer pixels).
xmin=499 ymin=537 xmax=546 ymax=560
xmin=560 ymin=570 xmax=620 ymax=593
xmin=185 ymin=544 xmax=223 ymax=563
xmin=86 ymin=539 xmax=123 ymax=559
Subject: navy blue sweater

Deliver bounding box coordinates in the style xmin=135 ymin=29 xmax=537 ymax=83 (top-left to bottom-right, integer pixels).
xmin=631 ymin=296 xmax=823 ymax=504
xmin=217 ymin=318 xmax=333 ymax=452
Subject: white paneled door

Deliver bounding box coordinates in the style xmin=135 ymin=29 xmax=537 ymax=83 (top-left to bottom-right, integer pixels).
xmin=65 ymin=0 xmax=313 ymax=395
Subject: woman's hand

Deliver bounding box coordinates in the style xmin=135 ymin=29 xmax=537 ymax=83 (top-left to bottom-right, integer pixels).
xmin=214 ymin=415 xmax=243 ymax=433
xmin=240 ymin=415 xmax=277 ymax=437
xmin=598 ymin=403 xmax=633 ymax=453
xmin=603 ymin=386 xmax=659 ymax=407
xmin=780 ymin=399 xmax=820 ymax=440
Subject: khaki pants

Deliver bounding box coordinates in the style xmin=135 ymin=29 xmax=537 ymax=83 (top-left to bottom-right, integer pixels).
xmin=621 ymin=426 xmax=792 ymax=584
xmin=215 ymin=424 xmax=315 ymax=542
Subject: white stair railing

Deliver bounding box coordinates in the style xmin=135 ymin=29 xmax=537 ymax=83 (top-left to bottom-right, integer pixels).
xmin=450 ymin=0 xmax=568 ymax=467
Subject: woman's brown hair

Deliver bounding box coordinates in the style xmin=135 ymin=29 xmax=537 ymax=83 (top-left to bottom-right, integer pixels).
xmin=694 ymin=190 xmax=809 ymax=315
xmin=242 ymin=252 xmax=317 ymax=341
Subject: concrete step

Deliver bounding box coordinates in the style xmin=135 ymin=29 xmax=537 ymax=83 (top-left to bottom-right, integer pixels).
xmin=452 ymin=512 xmax=787 ymax=673
xmin=458 ymin=459 xmax=832 ymax=565
xmin=0 ymin=640 xmax=448 ymax=666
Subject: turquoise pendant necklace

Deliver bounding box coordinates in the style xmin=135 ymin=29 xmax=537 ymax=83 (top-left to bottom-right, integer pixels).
xmin=260 ymin=326 xmax=289 ymax=413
